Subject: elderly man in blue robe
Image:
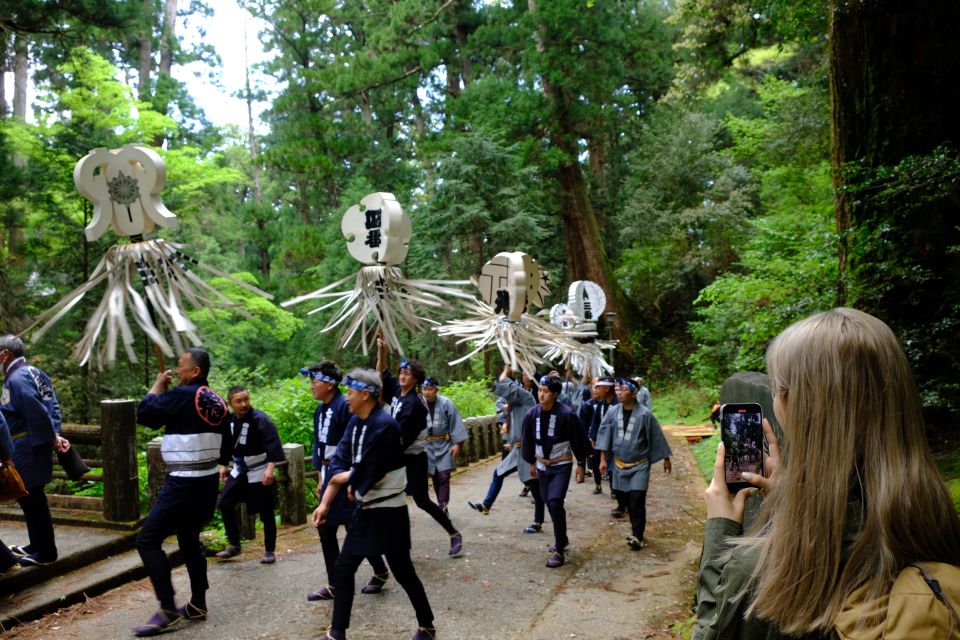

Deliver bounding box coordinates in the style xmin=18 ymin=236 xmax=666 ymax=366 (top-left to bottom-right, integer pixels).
xmin=421 ymin=376 xmax=467 ymax=513
xmin=597 ymin=376 xmax=672 ymax=551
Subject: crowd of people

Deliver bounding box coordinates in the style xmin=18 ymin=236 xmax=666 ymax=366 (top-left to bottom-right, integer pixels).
xmin=5 ymin=306 xmax=957 ymax=639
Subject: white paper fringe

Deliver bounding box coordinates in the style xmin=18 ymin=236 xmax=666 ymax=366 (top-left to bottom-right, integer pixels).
xmin=435 ymin=299 xmax=603 ymax=378
xmin=26 ymin=238 xmax=273 ymax=369
xmin=281 ymin=265 xmax=474 ymax=356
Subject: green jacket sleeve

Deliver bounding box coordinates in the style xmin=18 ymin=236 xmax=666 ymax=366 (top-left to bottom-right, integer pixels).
xmin=694 ymin=517 xmax=751 ymax=640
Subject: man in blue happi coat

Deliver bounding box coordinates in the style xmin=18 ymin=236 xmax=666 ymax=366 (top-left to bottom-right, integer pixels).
xmin=0 ymin=335 xmax=71 ymax=567
xmin=520 ymin=375 xmax=589 ymax=568
xmin=597 ymin=376 xmax=672 ymax=551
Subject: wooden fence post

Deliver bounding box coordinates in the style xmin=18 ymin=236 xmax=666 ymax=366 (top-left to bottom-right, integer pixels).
xmin=278 ymin=444 xmax=306 ymax=525
xmin=101 ymin=399 xmax=140 ymax=522
xmin=146 ymin=437 xmax=165 ymax=510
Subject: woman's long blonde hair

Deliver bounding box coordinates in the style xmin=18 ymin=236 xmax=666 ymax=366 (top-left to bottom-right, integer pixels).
xmin=742 ymin=307 xmax=960 ymax=634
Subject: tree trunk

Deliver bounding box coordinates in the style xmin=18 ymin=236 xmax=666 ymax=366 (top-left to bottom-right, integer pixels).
xmin=138 ymin=0 xmax=154 ymax=101
xmin=829 ymin=0 xmax=960 ymax=426
xmin=527 ymin=0 xmax=634 ymax=351
xmin=245 ymin=30 xmax=269 ymax=283
xmin=158 ymin=0 xmax=177 ymax=78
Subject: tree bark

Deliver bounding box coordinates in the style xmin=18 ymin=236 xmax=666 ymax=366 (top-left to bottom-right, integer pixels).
xmin=137 ymin=0 xmax=154 ymax=102
xmin=245 ymin=29 xmax=269 ymax=283
xmin=12 ymin=33 xmax=28 ymax=120
xmin=158 ymin=0 xmax=177 ymax=78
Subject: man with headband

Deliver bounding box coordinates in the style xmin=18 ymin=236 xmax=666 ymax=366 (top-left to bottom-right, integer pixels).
xmin=314 ymin=368 xmax=436 ymax=640
xmin=377 ymin=335 xmax=463 ymax=563
xmin=302 ymin=361 xmax=388 ymax=602
xmin=421 ymin=376 xmax=467 ymax=513
xmin=578 ymin=376 xmax=618 ymax=495
xmin=467 ymin=365 xmax=545 ymax=535
xmin=597 ymin=376 xmax=672 ymax=551
xmin=520 ymin=374 xmax=589 ymax=568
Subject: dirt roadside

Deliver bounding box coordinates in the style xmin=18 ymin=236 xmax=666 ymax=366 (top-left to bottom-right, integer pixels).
xmin=5 ymin=432 xmax=706 ymax=640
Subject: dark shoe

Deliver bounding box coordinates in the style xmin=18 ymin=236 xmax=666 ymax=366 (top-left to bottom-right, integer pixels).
xmin=584 ymin=469 xmax=593 ymax=478
xmin=319 ymin=629 xmax=346 ymax=640
xmin=591 ymin=486 xmax=602 ymax=495
xmin=8 ymin=544 xmax=30 ymax=557
xmin=1 ymin=563 xmax=20 ymax=576
xmin=411 ymin=626 xmax=437 ymax=640
xmin=360 ymin=571 xmax=389 ymax=594
xmin=260 ymin=552 xmax=276 ymax=564
xmin=177 ymin=601 xmax=207 ymax=621
xmin=449 ymin=532 xmax=463 ymax=557
xmin=518 ymin=487 xmax=529 ymax=497
xmin=466 ymin=500 xmax=489 ymax=515
xmin=626 ymin=535 xmax=646 ymax=551
xmin=133 ymin=609 xmax=183 ymax=636
xmin=215 ymin=545 xmax=240 ymax=559
xmin=610 ymin=509 xmax=625 ymax=519
xmin=546 ymin=552 xmax=565 ymax=568
xmin=18 ymin=553 xmax=56 ymax=567
xmin=307 ymin=585 xmax=335 ymax=601
xmin=523 ymin=522 xmax=542 ymax=534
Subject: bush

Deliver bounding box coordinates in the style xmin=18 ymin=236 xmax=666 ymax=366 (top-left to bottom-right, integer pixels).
xmin=440 ymin=378 xmax=497 ymax=418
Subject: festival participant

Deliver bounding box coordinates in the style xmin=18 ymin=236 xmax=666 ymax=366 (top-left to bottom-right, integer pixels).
xmin=466 ymin=365 xmax=546 ymax=535
xmin=0 ymin=335 xmax=70 ymax=567
xmin=375 ymin=336 xmax=463 ymax=560
xmin=0 ymin=412 xmax=21 ymax=575
xmin=302 ymin=361 xmax=388 ymax=602
xmin=578 ymin=376 xmax=618 ymax=495
xmin=520 ymin=375 xmax=589 ymax=568
xmin=693 ymin=308 xmax=960 ymax=639
xmin=421 ymin=376 xmax=467 ymax=512
xmin=133 ymin=348 xmax=230 ymax=636
xmin=598 ymin=376 xmax=672 ymax=551
xmin=214 ymin=386 xmax=285 ymax=564
xmin=314 ymin=368 xmax=436 ymax=640
xmin=636 ymin=377 xmax=652 ymax=410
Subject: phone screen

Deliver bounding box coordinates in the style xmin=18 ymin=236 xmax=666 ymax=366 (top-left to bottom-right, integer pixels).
xmin=720 ymin=403 xmax=764 ymax=493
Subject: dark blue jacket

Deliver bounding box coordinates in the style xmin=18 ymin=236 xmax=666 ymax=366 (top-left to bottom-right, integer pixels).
xmin=520 ymin=402 xmax=589 ymax=468
xmin=1 ymin=358 xmax=62 ymax=488
xmin=312 ymin=391 xmax=351 ymax=470
xmin=329 ymin=405 xmax=405 ymax=498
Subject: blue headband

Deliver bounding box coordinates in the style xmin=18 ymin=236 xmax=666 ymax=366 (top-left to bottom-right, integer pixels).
xmin=344 ymin=375 xmax=380 ymax=396
xmin=300 ymin=368 xmax=339 ymax=384
xmin=539 ymin=375 xmax=562 ymax=392
xmin=617 ymin=377 xmax=639 ymax=393
xmin=423 ymin=376 xmax=439 ymax=389
xmin=399 ymin=357 xmax=411 ymax=371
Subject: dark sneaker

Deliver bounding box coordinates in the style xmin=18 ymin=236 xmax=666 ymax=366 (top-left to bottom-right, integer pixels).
xmin=523 ymin=522 xmax=542 ymax=534
xmin=466 ymin=501 xmax=489 ymax=515
xmin=518 ymin=487 xmax=529 ymax=497
xmin=546 ymin=552 xmax=565 ymax=568
xmin=449 ymin=532 xmax=463 ymax=557
xmin=360 ymin=571 xmax=390 ymax=594
xmin=177 ymin=601 xmax=207 ymax=621
xmin=626 ymin=535 xmax=646 ymax=551
xmin=307 ymin=585 xmax=335 ymax=601
xmin=215 ymin=545 xmax=241 ymax=559
xmin=18 ymin=553 xmax=56 ymax=567
xmin=410 ymin=626 xmax=437 ymax=640
xmin=260 ymin=552 xmax=276 ymax=564
xmin=610 ymin=509 xmax=625 ymax=519
xmin=133 ymin=609 xmax=182 ymax=636
xmin=8 ymin=545 xmax=30 ymax=557
xmin=591 ymin=486 xmax=602 ymax=495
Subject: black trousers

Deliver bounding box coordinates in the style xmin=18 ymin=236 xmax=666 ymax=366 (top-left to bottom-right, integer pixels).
xmin=405 ymin=453 xmax=457 ymax=535
xmin=137 ymin=474 xmax=217 ymax=610
xmin=17 ymin=485 xmax=57 ymax=559
xmin=627 ymin=489 xmax=648 ymax=540
xmin=219 ymin=478 xmax=277 ymax=551
xmin=317 ymin=523 xmax=388 ymax=586
xmin=330 ymin=549 xmax=434 ymax=632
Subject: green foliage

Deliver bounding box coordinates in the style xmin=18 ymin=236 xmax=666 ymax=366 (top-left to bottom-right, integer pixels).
xmin=653 ymin=382 xmax=717 ymax=426
xmin=439 ymin=378 xmax=497 ymax=419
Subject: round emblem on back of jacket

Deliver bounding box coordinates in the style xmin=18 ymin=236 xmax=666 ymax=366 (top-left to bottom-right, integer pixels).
xmin=195 ymin=386 xmax=227 ymax=426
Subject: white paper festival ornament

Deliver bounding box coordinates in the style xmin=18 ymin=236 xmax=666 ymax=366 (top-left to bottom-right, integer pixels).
xmin=282 ymin=192 xmax=472 ymax=355
xmin=543 ymin=280 xmax=617 ymax=376
xmin=436 ymin=252 xmax=600 ymax=378
xmin=25 ymin=144 xmax=273 ymax=368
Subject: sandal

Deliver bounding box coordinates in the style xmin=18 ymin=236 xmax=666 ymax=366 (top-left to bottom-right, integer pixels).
xmin=307 ymin=585 xmax=335 ymax=601
xmin=360 ymin=571 xmax=390 ymax=594
xmin=133 ymin=609 xmax=183 ymax=636
xmin=177 ymin=601 xmax=207 ymax=620
xmin=411 ymin=626 xmax=437 ymax=640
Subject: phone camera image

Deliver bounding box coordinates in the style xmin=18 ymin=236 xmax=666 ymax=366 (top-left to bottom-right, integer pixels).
xmin=720 ymin=403 xmax=763 ymax=490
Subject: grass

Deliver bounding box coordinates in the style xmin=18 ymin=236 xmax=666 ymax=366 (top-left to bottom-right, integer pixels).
xmin=654 ymin=382 xmax=719 ymax=484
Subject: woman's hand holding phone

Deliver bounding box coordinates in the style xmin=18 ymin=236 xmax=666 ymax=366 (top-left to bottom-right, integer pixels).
xmin=704 ymin=419 xmax=782 ymax=524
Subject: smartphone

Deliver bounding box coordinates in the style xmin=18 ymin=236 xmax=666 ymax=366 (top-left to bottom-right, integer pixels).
xmin=720 ymin=403 xmax=764 ymax=493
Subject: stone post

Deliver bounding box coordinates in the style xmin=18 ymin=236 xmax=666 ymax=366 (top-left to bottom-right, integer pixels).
xmin=278 ymin=443 xmax=306 ymax=525
xmin=101 ymin=399 xmax=140 ymax=521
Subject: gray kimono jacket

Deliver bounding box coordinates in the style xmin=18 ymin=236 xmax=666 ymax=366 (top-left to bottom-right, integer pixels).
xmin=596 ymin=403 xmax=671 ymax=491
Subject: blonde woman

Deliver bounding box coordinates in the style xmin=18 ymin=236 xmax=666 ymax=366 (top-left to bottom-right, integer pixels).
xmin=694 ymin=308 xmax=960 ymax=639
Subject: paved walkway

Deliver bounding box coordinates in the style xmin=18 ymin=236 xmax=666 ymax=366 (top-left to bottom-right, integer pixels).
xmin=4 ymin=432 xmax=706 ymax=640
